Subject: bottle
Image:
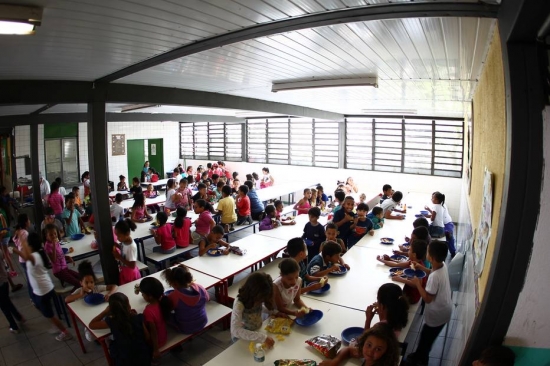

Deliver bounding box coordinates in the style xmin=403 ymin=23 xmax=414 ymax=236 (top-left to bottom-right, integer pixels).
xmin=253 ymin=343 xmax=265 ymax=363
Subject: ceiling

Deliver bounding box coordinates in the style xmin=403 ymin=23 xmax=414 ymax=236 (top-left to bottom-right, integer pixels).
xmin=0 ymin=0 xmax=498 ymax=118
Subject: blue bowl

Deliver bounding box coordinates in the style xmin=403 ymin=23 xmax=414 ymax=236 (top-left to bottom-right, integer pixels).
xmin=390 ymin=255 xmax=408 ymax=262
xmin=401 ymin=242 xmax=410 ymax=248
xmin=84 ymin=293 xmax=105 ymax=305
xmin=420 ymin=210 xmax=429 ymax=215
xmin=341 ymin=327 xmax=364 ymax=345
xmin=415 ymin=214 xmax=424 ymax=218
xmin=329 ymin=265 xmax=348 ymax=276
xmin=309 ymin=283 xmax=330 ymax=295
xmin=71 ymin=233 xmax=85 ymax=240
xmin=304 ymin=238 xmax=314 ymax=247
xmin=164 ymin=289 xmax=174 ymax=296
xmin=62 ymin=248 xmax=69 ymax=254
xmin=295 ymin=309 xmax=323 ymax=326
xmin=404 ymin=268 xmax=426 ymax=279
xmin=207 ymin=248 xmax=224 ymax=257
xmin=380 ymin=237 xmax=394 ymax=245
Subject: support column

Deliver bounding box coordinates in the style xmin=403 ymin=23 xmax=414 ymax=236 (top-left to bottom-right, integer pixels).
xmin=87 ymin=89 xmax=119 ymax=285
xmin=30 ymin=123 xmax=44 ymax=225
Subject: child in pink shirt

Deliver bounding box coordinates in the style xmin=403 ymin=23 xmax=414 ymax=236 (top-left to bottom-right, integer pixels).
xmin=43 ymin=224 xmax=80 ymax=291
xmin=47 ymin=181 xmax=65 ymax=216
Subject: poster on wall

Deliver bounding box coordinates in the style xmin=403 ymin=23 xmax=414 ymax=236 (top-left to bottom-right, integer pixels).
xmin=111 ymin=134 xmax=126 ymax=156
xmin=151 ymin=144 xmax=157 ymax=156
xmin=474 ymin=168 xmax=493 ymax=276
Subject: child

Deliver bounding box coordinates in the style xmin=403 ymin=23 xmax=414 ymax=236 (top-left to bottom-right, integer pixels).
xmin=331 ymin=189 xmax=346 ymax=212
xmin=424 ymin=191 xmax=456 ymax=257
xmin=217 ymin=186 xmax=237 ymax=233
xmin=192 ymin=183 xmax=208 ymax=202
xmin=13 ymin=214 xmax=34 ymax=301
xmin=62 ymin=194 xmax=86 ymax=236
xmin=143 ymin=184 xmax=161 ymax=213
xmin=117 ymin=175 xmax=128 ymax=191
xmin=293 ymin=188 xmax=312 ymax=215
xmin=307 ymin=241 xmax=342 ymax=277
xmin=231 ymin=178 xmax=240 ymax=195
xmin=47 ymin=181 xmax=64 ymax=217
xmin=302 ymin=207 xmax=326 ymax=260
xmin=72 ymin=186 xmax=85 ymax=214
xmin=244 ymin=180 xmax=265 ymax=221
xmin=173 ymin=207 xmax=192 ymax=248
xmin=66 ymin=260 xmax=117 ymax=303
xmin=192 ymin=199 xmax=216 ymax=240
xmin=110 ymin=193 xmax=125 ymax=222
xmin=252 ymin=172 xmax=261 ymax=190
xmin=195 ymin=165 xmax=204 ymax=183
xmin=89 ymin=293 xmax=152 ymax=365
xmin=149 ymin=168 xmax=159 ymax=183
xmin=405 ymin=241 xmax=452 ymax=366
xmin=347 ymin=203 xmax=374 ymax=248
xmin=131 ymin=193 xmax=153 ymax=223
xmin=332 ymin=196 xmax=356 ymax=246
xmin=129 ymin=177 xmax=142 ymax=196
xmin=138 ymin=277 xmax=171 ymax=361
xmin=310 ymin=188 xmax=318 ymax=207
xmin=175 ymin=178 xmax=193 ymax=210
xmin=230 ymin=272 xmax=278 ymax=347
xmin=0 ymin=210 xmax=17 ymax=280
xmin=162 ymin=264 xmax=209 ymax=333
xmin=260 ymin=167 xmax=274 ymax=188
xmin=274 ymin=200 xmax=296 ymax=225
xmin=380 ymin=184 xmax=392 ymax=204
xmin=320 ymin=322 xmax=400 ymax=366
xmin=43 ymin=224 xmax=80 ymax=290
xmin=367 ymin=206 xmax=385 ymax=229
xmin=0 ymin=247 xmax=24 ymax=333
xmin=259 ymin=205 xmax=280 ymax=231
xmin=403 ymin=218 xmax=430 ymax=245
xmin=112 ymin=219 xmax=141 ymax=285
xmin=164 ymin=178 xmax=177 ymax=213
xmin=397 ymin=226 xmax=431 ymax=258
xmin=381 ymin=191 xmax=406 ymax=220
xmin=236 ymin=185 xmax=252 ymax=225
xmin=286 ymin=238 xmax=327 ymax=294
xmin=316 ymin=185 xmax=328 ymax=209
xmin=13 ymin=232 xmax=72 ymax=341
xmin=150 ymin=211 xmax=176 ymax=254
xmin=81 ymin=171 xmax=91 ymax=198
xmin=357 ymin=193 xmax=367 ymax=206
xmin=198 ymin=225 xmax=230 ymax=256
xmin=273 ymin=258 xmax=311 ymax=317
xmin=214 ymin=181 xmax=225 ymax=201
xmin=472 ymin=346 xmax=516 ymax=366
xmin=321 ymin=223 xmax=348 ymax=259
xmin=365 ymin=283 xmax=409 ymax=336
xmin=379 ymin=239 xmax=428 ymax=304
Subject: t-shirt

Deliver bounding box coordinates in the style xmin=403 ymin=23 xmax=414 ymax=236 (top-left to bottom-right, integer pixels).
xmin=218 ymin=196 xmax=237 ymax=224
xmin=431 ymin=204 xmax=445 ymax=227
xmin=236 ymin=195 xmax=251 ymax=216
xmin=14 ymin=229 xmax=28 ymax=263
xmin=165 ymin=188 xmax=177 ymax=209
xmin=274 ymin=276 xmax=302 ymax=308
xmin=380 ymin=199 xmax=397 ymax=215
xmin=47 ymin=192 xmax=64 ymax=215
xmin=380 ymin=194 xmax=391 ymax=204
xmin=333 ymin=208 xmax=354 ymax=239
xmin=40 ymin=219 xmax=64 ymax=234
xmin=62 ymin=208 xmax=81 ymax=236
xmin=307 ymin=254 xmax=329 ymax=276
xmin=144 ymin=303 xmax=167 ymax=348
xmin=27 ymin=252 xmax=54 ymax=296
xmin=71 ymin=285 xmax=107 ymax=296
xmin=168 ymin=283 xmax=209 ymax=334
xmin=44 ymin=240 xmax=67 ymax=273
xmin=443 ymin=206 xmax=453 ymax=225
xmin=174 ymin=218 xmax=191 ymax=248
xmin=110 ymin=202 xmax=124 ymax=221
xmin=156 ymin=224 xmax=176 ymax=250
xmin=195 ymin=211 xmax=213 ymax=236
xmin=424 ymin=263 xmax=453 ymax=327
xmin=247 ymin=189 xmax=264 ymax=213
xmin=121 ymin=241 xmax=138 ymax=264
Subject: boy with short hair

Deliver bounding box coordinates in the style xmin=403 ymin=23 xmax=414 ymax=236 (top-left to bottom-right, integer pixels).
xmin=306 ymin=241 xmax=342 ymax=277
xmin=302 ymin=207 xmax=326 ymax=261
xmin=381 ymin=190 xmax=406 ymax=220
xmin=367 ymin=206 xmax=385 ymax=229
xmin=235 ymin=185 xmax=252 ymax=225
xmin=217 ymin=186 xmax=237 ymax=233
xmin=316 ymin=185 xmax=328 ymax=208
xmin=274 ymin=200 xmax=296 ymax=225
xmin=321 ymin=223 xmax=350 ymax=270
xmin=405 ymin=240 xmax=452 ymax=366
xmin=332 ymin=196 xmax=356 ymax=246
xmin=331 ymin=189 xmax=346 ymax=212
xmin=287 ymin=238 xmax=327 ymax=294
xmin=380 ymin=184 xmax=393 ymax=204
xmin=197 ymin=225 xmax=230 ymax=256
xmin=62 ymin=195 xmax=86 ymax=236
xmin=347 ymin=202 xmax=374 ymax=248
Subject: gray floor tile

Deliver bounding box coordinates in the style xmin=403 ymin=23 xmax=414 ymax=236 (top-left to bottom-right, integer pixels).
xmin=429 ymin=336 xmax=445 ymax=359
xmin=84 ymin=357 xmax=108 ymax=366
xmin=173 ymin=336 xmax=225 ymax=366
xmin=1 ymin=339 xmax=36 ymax=366
xmin=10 ymin=359 xmax=41 ymax=366
xmin=68 ymin=340 xmax=104 ymax=365
xmin=403 ymin=330 xmax=418 ymax=352
xmin=410 ymin=314 xmax=423 ymax=332
xmin=39 ymin=345 xmax=82 ymax=366
xmin=200 ymin=325 xmax=233 ymax=349
xmin=0 ymin=328 xmax=27 ymax=348
xmin=20 ymin=316 xmax=52 ymax=339
xmin=28 ymin=332 xmax=73 ymax=357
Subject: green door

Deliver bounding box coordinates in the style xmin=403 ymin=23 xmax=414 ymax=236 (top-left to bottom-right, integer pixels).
xmin=148 ymin=139 xmax=164 ymax=178
xmin=127 ymin=139 xmax=145 ymax=181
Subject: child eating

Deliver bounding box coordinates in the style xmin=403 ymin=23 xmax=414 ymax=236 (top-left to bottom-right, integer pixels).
xmin=273 ymin=258 xmax=311 ymax=317
xmin=307 ymin=241 xmax=342 ymax=278
xmin=286 ymin=238 xmax=327 ymax=294
xmin=302 ymin=207 xmax=326 ymax=261
xmin=368 ymin=206 xmax=385 ymax=229
xmin=347 ymin=202 xmax=374 ymax=248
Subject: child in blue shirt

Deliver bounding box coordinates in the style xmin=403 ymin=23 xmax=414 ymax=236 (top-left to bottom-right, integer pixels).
xmin=347 ymin=203 xmax=374 ymax=248
xmin=302 ymin=207 xmax=326 ymax=261
xmin=367 ymin=206 xmax=385 ymax=229
xmin=307 ymin=241 xmax=342 ymax=278
xmin=332 ymin=196 xmax=355 ymax=247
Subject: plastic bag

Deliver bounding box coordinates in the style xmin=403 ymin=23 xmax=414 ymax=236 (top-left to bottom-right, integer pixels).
xmin=274 ymin=360 xmax=317 ymax=366
xmin=265 ymin=317 xmax=293 ymax=335
xmin=305 ymin=335 xmax=341 ymax=359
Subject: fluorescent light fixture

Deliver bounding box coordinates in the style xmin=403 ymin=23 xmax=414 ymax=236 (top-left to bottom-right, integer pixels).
xmin=272 ymin=77 xmax=378 ymax=93
xmin=0 ymin=5 xmax=42 ymax=35
xmin=121 ymin=104 xmax=160 ymax=113
xmin=361 ymin=109 xmax=418 ymax=115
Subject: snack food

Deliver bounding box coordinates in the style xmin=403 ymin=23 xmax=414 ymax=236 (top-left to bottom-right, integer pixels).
xmin=275 ymin=335 xmax=286 ymax=341
xmin=305 ymin=335 xmax=341 ymax=359
xmin=208 ymin=249 xmax=223 ymax=255
xmin=249 ymin=341 xmax=267 ymax=353
xmin=410 ymin=262 xmax=416 ymax=270
xmin=68 ymin=247 xmax=74 ymax=253
xmin=265 ymin=317 xmax=294 ymax=334
xmin=319 ymin=277 xmax=327 ymax=286
xmin=299 ymin=307 xmax=311 ymax=314
xmin=391 ymin=270 xmax=404 ymax=277
xmin=274 ymin=360 xmax=317 ymax=366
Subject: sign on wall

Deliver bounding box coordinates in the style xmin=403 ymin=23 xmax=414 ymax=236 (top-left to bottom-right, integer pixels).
xmin=112 ymin=134 xmax=125 ymax=156
xmin=151 ymin=143 xmax=157 ymax=155
xmin=474 ymin=168 xmax=493 ymax=276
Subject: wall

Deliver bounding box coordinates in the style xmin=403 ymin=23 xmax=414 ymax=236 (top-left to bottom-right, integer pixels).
xmin=468 ymin=28 xmax=506 ymax=300
xmin=503 ymin=107 xmax=550 ymax=365
xmin=184 ymin=159 xmax=463 ymax=219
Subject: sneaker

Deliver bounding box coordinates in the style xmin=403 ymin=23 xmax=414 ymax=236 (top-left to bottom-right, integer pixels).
xmin=9 ymin=328 xmax=19 ymax=334
xmin=56 ymin=331 xmax=72 ymax=342
xmin=48 ymin=327 xmax=59 ymax=334
xmin=85 ymin=328 xmax=94 ymax=342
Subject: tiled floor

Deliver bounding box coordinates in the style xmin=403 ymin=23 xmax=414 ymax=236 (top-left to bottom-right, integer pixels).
xmin=1 ymin=226 xmax=460 ymax=365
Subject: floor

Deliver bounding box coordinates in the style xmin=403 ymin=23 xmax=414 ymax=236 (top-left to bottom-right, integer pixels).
xmin=0 ymin=226 xmax=460 ymax=366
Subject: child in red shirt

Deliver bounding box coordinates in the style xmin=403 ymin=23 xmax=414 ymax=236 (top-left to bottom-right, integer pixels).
xmin=138 ymin=278 xmax=171 ymax=362
xmin=150 ymin=212 xmax=176 ymax=254
xmin=235 ymin=184 xmax=251 ymax=225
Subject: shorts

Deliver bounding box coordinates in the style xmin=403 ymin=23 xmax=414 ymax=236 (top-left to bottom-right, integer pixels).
xmin=34 ymin=289 xmax=56 ymax=318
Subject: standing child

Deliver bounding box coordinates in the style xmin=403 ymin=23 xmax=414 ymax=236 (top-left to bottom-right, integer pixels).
xmin=138 ymin=277 xmax=171 ymax=361
xmin=230 ymin=272 xmax=279 ymax=347
xmin=302 ymin=207 xmax=326 ymax=261
xmin=293 ymin=188 xmax=312 ymax=215
xmin=192 ymin=199 xmax=216 ymax=242
xmin=236 ymin=185 xmax=252 ymax=225
xmin=112 ymin=219 xmax=141 ymax=285
xmin=331 ymin=189 xmax=346 ymax=212
xmin=13 ymin=232 xmax=72 ymax=341
xmin=347 ymin=203 xmax=374 ymax=248
xmin=231 ymin=178 xmax=240 ymax=195
xmin=117 ymin=175 xmax=128 ymax=191
xmin=332 ymin=196 xmax=356 ymax=246
xmin=217 ymin=186 xmax=237 ymax=233
xmin=286 ymin=238 xmax=327 ymax=294
xmin=62 ymin=194 xmax=86 ymax=236
xmin=89 ymin=293 xmax=152 ymax=365
xmin=213 ymin=181 xmax=225 ymax=201
xmin=364 ymin=283 xmax=409 ymax=336
xmin=131 ymin=193 xmax=153 ymax=223
xmin=197 ymin=225 xmax=230 ymax=256
xmin=173 ymin=207 xmax=192 ymax=248
xmin=144 ymin=184 xmax=160 ymax=213
xmin=162 ymin=264 xmax=209 ymax=333
xmin=424 ymin=191 xmax=456 ymax=257
xmin=307 ymin=241 xmax=342 ymax=278
xmin=405 ymin=241 xmax=452 ymax=366
xmin=0 ymin=247 xmax=24 ymax=333
xmin=380 ymin=184 xmax=393 ymax=204
xmin=259 ymin=205 xmax=280 ymax=231
xmin=164 ymin=178 xmax=177 ymax=213
xmin=273 ymin=258 xmax=311 ymax=317
xmin=13 ymin=214 xmax=33 ymax=301
xmin=175 ymin=178 xmax=193 ymax=210
xmin=43 ymin=224 xmax=80 ymax=290
xmin=260 ymin=167 xmax=274 ymax=188
xmin=367 ymin=206 xmax=385 ymax=229
xmin=150 ymin=211 xmax=176 ymax=254
xmin=129 ymin=177 xmax=143 ymax=196
xmin=47 ymin=181 xmax=65 ymax=218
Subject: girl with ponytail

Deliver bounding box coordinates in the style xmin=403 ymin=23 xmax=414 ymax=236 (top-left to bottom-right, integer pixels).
xmin=365 ymin=283 xmax=409 ymax=337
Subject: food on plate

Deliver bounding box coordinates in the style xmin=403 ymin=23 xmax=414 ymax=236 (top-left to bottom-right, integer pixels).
xmin=265 ymin=317 xmax=294 ymax=334
xmin=68 ymin=247 xmax=74 ymax=253
xmin=320 ymin=277 xmax=328 ymax=286
xmin=274 ymin=360 xmax=317 ymax=366
xmin=208 ymin=249 xmax=223 ymax=255
xmin=299 ymin=307 xmax=311 ymax=314
xmin=391 ymin=270 xmax=404 ymax=277
xmin=410 ymin=262 xmax=416 ymax=270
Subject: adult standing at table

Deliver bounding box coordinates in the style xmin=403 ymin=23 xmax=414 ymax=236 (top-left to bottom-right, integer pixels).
xmin=142 ymin=161 xmax=150 ymax=175
xmin=260 ymin=167 xmax=274 ymax=188
xmin=244 ymin=181 xmax=264 ymax=220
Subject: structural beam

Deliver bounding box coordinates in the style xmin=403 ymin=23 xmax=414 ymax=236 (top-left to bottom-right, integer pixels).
xmin=0 ymin=81 xmax=92 ymax=105
xmin=29 ymin=123 xmax=43 ymax=225
xmin=96 ymin=2 xmax=499 ymax=83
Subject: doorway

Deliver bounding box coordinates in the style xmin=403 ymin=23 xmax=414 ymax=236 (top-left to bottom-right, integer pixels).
xmin=147 ymin=139 xmax=164 ymax=178
xmin=126 ymin=139 xmax=145 ymax=181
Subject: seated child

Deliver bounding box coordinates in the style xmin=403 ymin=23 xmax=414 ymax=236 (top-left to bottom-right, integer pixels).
xmin=307 ymin=241 xmax=343 ymax=278
xmin=330 ymin=189 xmax=346 ymax=212
xmin=316 ymin=185 xmax=328 ymax=209
xmin=192 ymin=199 xmax=216 ymax=240
xmin=332 ymin=196 xmax=355 ymax=247
xmin=173 ymin=207 xmax=192 ymax=248
xmin=347 ymin=203 xmax=374 ymax=248
xmin=367 ymin=206 xmax=385 ymax=229
xmin=259 ymin=205 xmax=280 ymax=231
xmin=162 ymin=264 xmax=209 ymax=334
xmin=117 ymin=175 xmax=128 ymax=191
xmin=273 ymin=258 xmax=311 ymax=317
xmin=175 ymin=179 xmax=192 ymax=210
xmin=302 ymin=207 xmax=326 ymax=261
xmin=380 ymin=184 xmax=393 ymax=204
xmin=293 ymin=188 xmax=312 ymax=215
xmin=197 ymin=225 xmax=230 ymax=256
xmin=72 ymin=186 xmax=85 ymax=214
xmin=144 ymin=184 xmax=160 ymax=213
xmin=138 ymin=277 xmax=171 ymax=361
xmin=150 ymin=211 xmax=176 ymax=254
xmin=274 ymin=200 xmax=296 ymax=225
xmin=364 ymin=283 xmax=409 ymax=337
xmin=398 ymin=225 xmax=431 ymax=256
xmin=320 ymin=224 xmax=350 ymax=270
xmin=380 ymin=191 xmax=406 ymax=220
xmin=286 ymin=238 xmax=328 ymax=294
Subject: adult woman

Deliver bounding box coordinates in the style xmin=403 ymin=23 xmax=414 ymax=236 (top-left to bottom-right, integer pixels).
xmin=142 ymin=161 xmax=150 ymax=175
xmin=346 ymin=177 xmax=359 ymax=193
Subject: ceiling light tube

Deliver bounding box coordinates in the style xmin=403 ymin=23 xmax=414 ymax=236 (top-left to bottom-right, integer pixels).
xmin=0 ymin=5 xmax=42 ymax=35
xmin=272 ymin=77 xmax=378 ymax=92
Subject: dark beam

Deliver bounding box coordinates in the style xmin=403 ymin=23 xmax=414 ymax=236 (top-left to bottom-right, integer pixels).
xmin=30 ymin=104 xmax=57 ymax=115
xmin=0 ymin=81 xmax=92 ymax=105
xmin=29 ymin=124 xmax=44 ymax=225
xmin=96 ymin=2 xmax=499 ymax=83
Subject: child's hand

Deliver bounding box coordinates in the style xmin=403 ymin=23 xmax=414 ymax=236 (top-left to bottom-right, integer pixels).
xmin=310 ymin=282 xmax=324 ymax=291
xmin=344 ymin=264 xmax=350 ymax=270
xmin=223 ymin=248 xmax=230 ymax=255
xmin=104 ymin=293 xmax=111 ymax=301
xmin=369 ymin=229 xmax=375 ymax=236
xmin=330 ymin=263 xmax=341 ymax=272
xmin=112 ymin=246 xmax=121 ymax=260
xmin=409 ymin=276 xmax=422 ymax=288
xmin=264 ymin=337 xmax=275 ymax=349
xmin=376 ymin=255 xmax=384 ymax=263
xmin=365 ymin=303 xmax=377 ymax=320
xmin=289 ymin=220 xmax=296 ymax=225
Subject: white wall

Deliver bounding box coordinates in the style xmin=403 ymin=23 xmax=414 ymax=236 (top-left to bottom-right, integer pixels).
xmin=184 ymin=159 xmax=462 ymax=219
